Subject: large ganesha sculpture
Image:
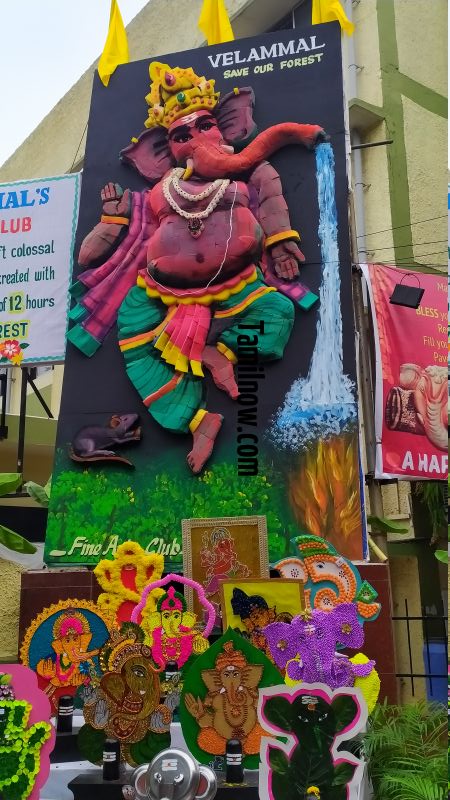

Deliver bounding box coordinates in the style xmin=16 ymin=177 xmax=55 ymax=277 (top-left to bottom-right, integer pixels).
xmin=68 ymin=61 xmax=326 ymax=474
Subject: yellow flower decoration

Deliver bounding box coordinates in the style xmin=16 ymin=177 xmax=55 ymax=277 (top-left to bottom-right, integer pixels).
xmin=350 ymin=653 xmax=381 ymax=714
xmin=94 ymin=541 xmax=164 ymax=627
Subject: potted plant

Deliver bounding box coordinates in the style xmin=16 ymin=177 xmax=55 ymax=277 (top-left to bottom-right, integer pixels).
xmin=363 ymin=699 xmax=447 ymax=800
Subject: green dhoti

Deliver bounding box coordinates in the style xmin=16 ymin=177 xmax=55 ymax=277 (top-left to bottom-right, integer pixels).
xmin=117 ymin=269 xmax=294 ymax=434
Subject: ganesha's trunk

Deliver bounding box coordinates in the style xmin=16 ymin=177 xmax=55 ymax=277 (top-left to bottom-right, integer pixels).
xmin=227 ymin=683 xmax=244 ymax=706
xmin=190 ymin=122 xmax=326 ymax=179
xmin=422 ymin=401 xmax=448 ymax=451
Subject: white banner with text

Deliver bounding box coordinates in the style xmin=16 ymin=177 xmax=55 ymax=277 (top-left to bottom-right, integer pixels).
xmin=0 ymin=173 xmax=80 ymax=365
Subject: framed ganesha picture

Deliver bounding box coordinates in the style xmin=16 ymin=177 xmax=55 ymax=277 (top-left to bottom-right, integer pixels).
xmin=182 ymin=515 xmax=269 ymax=619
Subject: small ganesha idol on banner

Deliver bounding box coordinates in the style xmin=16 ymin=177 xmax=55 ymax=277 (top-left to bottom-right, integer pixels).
xmin=68 ymin=61 xmax=326 ymax=473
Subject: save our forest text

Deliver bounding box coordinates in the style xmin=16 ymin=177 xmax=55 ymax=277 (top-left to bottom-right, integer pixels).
xmin=207 ymin=35 xmax=327 ymax=79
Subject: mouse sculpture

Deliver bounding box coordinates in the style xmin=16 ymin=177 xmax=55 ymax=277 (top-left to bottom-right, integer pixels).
xmin=69 ymin=412 xmax=141 ymax=466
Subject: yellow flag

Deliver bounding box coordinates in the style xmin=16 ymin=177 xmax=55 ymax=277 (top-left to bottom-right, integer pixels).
xmin=98 ymin=0 xmax=130 ymax=87
xmin=198 ymin=0 xmax=234 ymax=45
xmin=312 ymin=0 xmax=355 ymax=35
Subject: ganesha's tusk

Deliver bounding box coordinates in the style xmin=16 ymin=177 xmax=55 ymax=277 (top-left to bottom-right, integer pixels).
xmin=182 ymin=158 xmax=194 ymax=180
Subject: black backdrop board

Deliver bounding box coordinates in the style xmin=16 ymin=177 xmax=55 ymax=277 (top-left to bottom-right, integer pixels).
xmin=45 ymin=24 xmax=364 ymax=569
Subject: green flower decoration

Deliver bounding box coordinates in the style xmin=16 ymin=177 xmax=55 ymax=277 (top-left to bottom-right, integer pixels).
xmin=0 ymin=700 xmax=51 ymax=800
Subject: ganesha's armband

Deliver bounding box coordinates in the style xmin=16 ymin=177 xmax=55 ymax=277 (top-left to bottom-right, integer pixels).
xmin=100 ymin=214 xmax=130 ymax=225
xmin=264 ymin=229 xmax=301 ymax=249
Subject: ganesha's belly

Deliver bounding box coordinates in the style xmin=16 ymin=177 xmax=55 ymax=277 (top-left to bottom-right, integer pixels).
xmin=147 ymin=207 xmax=263 ymax=287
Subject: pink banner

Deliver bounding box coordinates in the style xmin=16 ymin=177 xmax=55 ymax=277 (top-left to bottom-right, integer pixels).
xmin=363 ymin=264 xmax=448 ymax=480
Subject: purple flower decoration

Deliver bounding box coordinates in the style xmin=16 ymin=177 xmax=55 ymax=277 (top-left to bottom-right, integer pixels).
xmin=264 ymin=603 xmax=371 ymax=690
xmin=264 ymin=622 xmax=298 ymax=672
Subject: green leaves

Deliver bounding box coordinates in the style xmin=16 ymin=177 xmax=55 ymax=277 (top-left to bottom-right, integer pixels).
xmin=0 ymin=473 xmax=22 ymax=497
xmin=77 ymin=725 xmax=106 ymax=765
xmin=434 ymin=549 xmax=448 ymax=564
xmin=129 ymin=730 xmax=170 ymax=766
xmin=0 ymin=473 xmax=37 ymax=559
xmin=363 ymin=701 xmax=447 ymax=800
xmin=46 ymin=455 xmax=299 ymax=565
xmin=367 ymin=516 xmax=409 ymax=534
xmin=0 ymin=524 xmax=36 ymax=554
xmin=268 ymin=746 xmax=289 ymax=774
xmin=263 ymin=696 xmax=294 ymax=733
xmin=24 ymin=479 xmax=51 ymax=508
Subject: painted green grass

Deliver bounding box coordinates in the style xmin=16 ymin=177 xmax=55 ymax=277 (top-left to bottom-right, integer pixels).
xmin=45 ymin=450 xmax=300 ymax=568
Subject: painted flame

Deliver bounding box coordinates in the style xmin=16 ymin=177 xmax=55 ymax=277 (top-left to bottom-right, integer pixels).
xmin=289 ymin=435 xmax=362 ymax=559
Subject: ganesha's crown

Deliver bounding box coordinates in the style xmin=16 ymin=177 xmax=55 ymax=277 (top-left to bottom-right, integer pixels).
xmin=145 ymin=61 xmax=219 ymax=129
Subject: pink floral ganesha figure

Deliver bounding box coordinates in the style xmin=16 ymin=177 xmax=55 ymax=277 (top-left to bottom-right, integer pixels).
xmin=68 ymin=62 xmax=326 ymax=474
xmin=143 ymin=586 xmax=209 ymax=670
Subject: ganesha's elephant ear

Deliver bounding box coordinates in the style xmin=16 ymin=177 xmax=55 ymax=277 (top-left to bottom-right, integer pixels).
xmin=332 ymin=603 xmax=364 ymax=650
xmin=261 ymin=694 xmax=294 ymax=733
xmin=215 ymin=87 xmax=257 ymax=150
xmin=120 ymin=127 xmax=175 ymax=183
xmin=330 ymin=694 xmax=360 ymax=737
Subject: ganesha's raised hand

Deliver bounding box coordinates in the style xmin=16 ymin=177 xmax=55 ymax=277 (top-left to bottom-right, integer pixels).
xmin=101 ymin=183 xmax=131 ymax=218
xmin=271 ymin=240 xmax=305 ymax=280
xmin=79 ymin=184 xmax=132 ymax=267
xmin=37 ymin=658 xmax=56 ymax=679
xmin=184 ymin=693 xmax=204 ymax=720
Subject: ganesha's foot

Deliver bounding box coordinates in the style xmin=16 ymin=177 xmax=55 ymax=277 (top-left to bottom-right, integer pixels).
xmin=187 ymin=411 xmax=223 ymax=474
xmin=198 ymin=727 xmax=227 ymax=755
xmin=243 ymin=723 xmax=267 ymax=755
xmin=202 ymin=345 xmax=239 ymax=400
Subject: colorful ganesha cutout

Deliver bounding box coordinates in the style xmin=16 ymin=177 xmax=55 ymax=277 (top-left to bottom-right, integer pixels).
xmin=131 ymin=573 xmax=215 ymax=671
xmin=264 ymin=603 xmax=380 ymax=711
xmin=279 ymin=535 xmax=381 ymax=624
xmin=68 ymin=61 xmax=327 ymax=474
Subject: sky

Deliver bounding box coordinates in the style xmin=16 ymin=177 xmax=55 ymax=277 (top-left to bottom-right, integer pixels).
xmin=0 ymin=1 xmax=149 ymax=167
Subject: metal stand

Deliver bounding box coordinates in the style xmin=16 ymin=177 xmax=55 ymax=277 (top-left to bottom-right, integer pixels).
xmin=0 ymin=373 xmax=7 ymax=440
xmin=0 ymin=367 xmax=54 ymax=491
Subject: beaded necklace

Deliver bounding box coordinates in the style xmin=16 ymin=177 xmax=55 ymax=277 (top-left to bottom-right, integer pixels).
xmin=162 ymin=167 xmax=230 ymax=238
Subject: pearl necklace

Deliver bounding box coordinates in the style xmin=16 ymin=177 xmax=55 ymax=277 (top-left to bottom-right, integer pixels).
xmin=162 ymin=168 xmax=230 ymax=238
xmin=171 ymin=167 xmax=225 ymax=202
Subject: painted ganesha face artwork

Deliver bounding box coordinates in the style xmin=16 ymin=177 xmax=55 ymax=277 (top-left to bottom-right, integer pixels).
xmin=200 ymin=527 xmax=250 ymax=597
xmin=285 ymin=534 xmax=381 ymax=625
xmin=68 ymin=60 xmax=326 ymax=474
xmin=20 ymin=600 xmax=111 ymax=713
xmin=182 ymin=517 xmax=269 ymax=616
